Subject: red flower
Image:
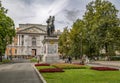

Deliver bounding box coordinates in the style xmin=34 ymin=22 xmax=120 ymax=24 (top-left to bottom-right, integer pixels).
xmin=35 ymin=63 xmax=50 ymax=66
xmin=39 ymin=68 xmax=64 ymax=73
xmin=91 ymin=67 xmax=119 ymax=71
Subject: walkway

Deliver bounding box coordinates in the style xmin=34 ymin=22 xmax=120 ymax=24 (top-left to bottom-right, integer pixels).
xmin=88 ymin=61 xmax=120 ymax=69
xmin=92 ymin=61 xmax=120 ymax=67
xmin=0 ymin=62 xmax=43 ymax=83
xmin=70 ymin=59 xmax=120 ymax=69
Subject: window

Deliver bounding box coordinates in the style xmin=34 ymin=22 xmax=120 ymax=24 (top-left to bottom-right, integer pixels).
xmin=15 ymin=49 xmax=17 ymax=54
xmin=9 ymin=49 xmax=12 ymax=55
xmin=22 ymin=41 xmax=24 ymax=46
xmin=22 ymin=35 xmax=24 ymax=46
xmin=32 ymin=37 xmax=36 ymax=46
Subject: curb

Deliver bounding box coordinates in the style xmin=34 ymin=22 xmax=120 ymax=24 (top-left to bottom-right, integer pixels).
xmin=32 ymin=65 xmax=47 ymax=83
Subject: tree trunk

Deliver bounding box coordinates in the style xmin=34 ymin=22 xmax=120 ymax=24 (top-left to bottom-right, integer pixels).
xmin=0 ymin=52 xmax=2 ymax=62
xmin=105 ymin=43 xmax=109 ymax=60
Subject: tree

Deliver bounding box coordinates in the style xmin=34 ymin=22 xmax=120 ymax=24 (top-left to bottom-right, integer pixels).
xmin=0 ymin=1 xmax=16 ymax=62
xmin=58 ymin=27 xmax=70 ymax=57
xmin=69 ymin=19 xmax=85 ymax=59
xmin=83 ymin=0 xmax=120 ymax=57
xmin=58 ymin=0 xmax=120 ymax=60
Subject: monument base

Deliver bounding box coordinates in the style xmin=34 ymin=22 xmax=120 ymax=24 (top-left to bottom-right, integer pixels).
xmin=43 ymin=55 xmax=59 ymax=63
xmin=42 ymin=35 xmax=59 ymax=63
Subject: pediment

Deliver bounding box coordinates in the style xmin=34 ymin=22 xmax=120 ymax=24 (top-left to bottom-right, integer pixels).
xmin=17 ymin=26 xmax=46 ymax=34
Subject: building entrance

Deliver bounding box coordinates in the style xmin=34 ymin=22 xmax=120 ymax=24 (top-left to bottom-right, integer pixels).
xmin=32 ymin=49 xmax=36 ymax=56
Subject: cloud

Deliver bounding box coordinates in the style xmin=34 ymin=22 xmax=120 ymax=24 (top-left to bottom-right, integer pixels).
xmin=2 ymin=0 xmax=120 ymax=31
xmin=2 ymin=0 xmax=69 ymax=28
xmin=2 ymin=0 xmax=36 ymax=27
xmin=64 ymin=9 xmax=80 ymax=22
xmin=47 ymin=0 xmax=69 ymax=15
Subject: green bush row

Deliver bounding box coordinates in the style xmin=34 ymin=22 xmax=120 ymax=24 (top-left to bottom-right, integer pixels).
xmin=2 ymin=59 xmax=11 ymax=63
xmin=110 ymin=56 xmax=120 ymax=61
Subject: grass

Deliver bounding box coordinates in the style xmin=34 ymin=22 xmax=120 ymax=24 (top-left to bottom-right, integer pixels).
xmin=36 ymin=66 xmax=54 ymax=70
xmin=36 ymin=64 xmax=120 ymax=83
xmin=52 ymin=63 xmax=88 ymax=69
xmin=41 ymin=69 xmax=120 ymax=83
xmin=30 ymin=58 xmax=37 ymax=62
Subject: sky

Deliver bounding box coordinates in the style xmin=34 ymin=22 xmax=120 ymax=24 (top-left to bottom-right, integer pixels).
xmin=2 ymin=0 xmax=120 ymax=31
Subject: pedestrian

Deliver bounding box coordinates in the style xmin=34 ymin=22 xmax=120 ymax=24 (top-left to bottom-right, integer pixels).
xmin=37 ymin=55 xmax=40 ymax=63
xmin=68 ymin=56 xmax=72 ymax=63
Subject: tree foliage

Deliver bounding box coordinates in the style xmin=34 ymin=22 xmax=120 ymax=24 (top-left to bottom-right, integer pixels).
xmin=83 ymin=0 xmax=120 ymax=56
xmin=58 ymin=27 xmax=70 ymax=56
xmin=0 ymin=1 xmax=16 ymax=61
xmin=69 ymin=19 xmax=85 ymax=58
xmin=58 ymin=0 xmax=120 ymax=59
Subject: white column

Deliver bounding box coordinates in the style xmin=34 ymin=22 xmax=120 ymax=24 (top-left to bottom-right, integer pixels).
xmin=17 ymin=35 xmax=19 ymax=46
xmin=17 ymin=46 xmax=19 ymax=56
xmin=29 ymin=36 xmax=31 ymax=46
xmin=46 ymin=43 xmax=48 ymax=55
xmin=19 ymin=35 xmax=21 ymax=46
xmin=24 ymin=35 xmax=27 ymax=46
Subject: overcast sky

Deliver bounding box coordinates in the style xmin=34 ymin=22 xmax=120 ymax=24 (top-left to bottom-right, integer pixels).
xmin=2 ymin=0 xmax=120 ymax=31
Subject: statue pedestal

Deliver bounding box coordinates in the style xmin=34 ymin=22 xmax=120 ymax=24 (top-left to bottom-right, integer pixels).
xmin=42 ymin=36 xmax=59 ymax=63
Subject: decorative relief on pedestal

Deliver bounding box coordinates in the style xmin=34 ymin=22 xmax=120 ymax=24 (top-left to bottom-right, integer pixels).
xmin=48 ymin=44 xmax=57 ymax=54
xmin=50 ymin=40 xmax=54 ymax=44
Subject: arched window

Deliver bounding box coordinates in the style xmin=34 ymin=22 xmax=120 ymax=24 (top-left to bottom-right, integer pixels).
xmin=32 ymin=37 xmax=36 ymax=46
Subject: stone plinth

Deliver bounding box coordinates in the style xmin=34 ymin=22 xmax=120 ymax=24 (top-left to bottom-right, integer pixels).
xmin=42 ymin=36 xmax=59 ymax=63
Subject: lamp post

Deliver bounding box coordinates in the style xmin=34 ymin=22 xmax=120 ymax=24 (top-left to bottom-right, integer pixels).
xmin=79 ymin=33 xmax=83 ymax=57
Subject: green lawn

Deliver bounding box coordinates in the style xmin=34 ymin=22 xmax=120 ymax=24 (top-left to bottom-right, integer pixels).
xmin=38 ymin=66 xmax=120 ymax=83
xmin=36 ymin=66 xmax=54 ymax=70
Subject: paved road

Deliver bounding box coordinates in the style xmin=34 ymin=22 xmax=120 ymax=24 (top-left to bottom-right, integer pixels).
xmin=0 ymin=62 xmax=42 ymax=83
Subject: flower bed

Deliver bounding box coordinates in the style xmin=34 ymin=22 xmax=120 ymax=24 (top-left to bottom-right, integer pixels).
xmin=72 ymin=62 xmax=84 ymax=65
xmin=52 ymin=63 xmax=87 ymax=69
xmin=2 ymin=59 xmax=11 ymax=63
xmin=91 ymin=67 xmax=119 ymax=71
xmin=39 ymin=68 xmax=64 ymax=73
xmin=35 ymin=63 xmax=50 ymax=66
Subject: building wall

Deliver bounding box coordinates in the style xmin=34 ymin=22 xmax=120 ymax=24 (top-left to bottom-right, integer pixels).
xmin=5 ymin=24 xmax=61 ymax=57
xmin=6 ymin=35 xmax=18 ymax=56
xmin=16 ymin=34 xmax=45 ymax=56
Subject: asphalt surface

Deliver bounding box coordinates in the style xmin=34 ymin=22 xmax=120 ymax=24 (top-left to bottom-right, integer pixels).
xmin=0 ymin=62 xmax=43 ymax=83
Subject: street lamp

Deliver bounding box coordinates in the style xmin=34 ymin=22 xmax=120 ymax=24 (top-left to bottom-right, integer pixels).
xmin=79 ymin=33 xmax=83 ymax=57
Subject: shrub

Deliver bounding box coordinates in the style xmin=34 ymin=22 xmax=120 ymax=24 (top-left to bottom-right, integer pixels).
xmin=30 ymin=58 xmax=37 ymax=62
xmin=39 ymin=68 xmax=64 ymax=73
xmin=0 ymin=62 xmax=2 ymax=64
xmin=52 ymin=63 xmax=87 ymax=69
xmin=91 ymin=67 xmax=119 ymax=71
xmin=109 ymin=56 xmax=120 ymax=61
xmin=2 ymin=59 xmax=11 ymax=63
xmin=72 ymin=62 xmax=84 ymax=65
xmin=35 ymin=63 xmax=50 ymax=66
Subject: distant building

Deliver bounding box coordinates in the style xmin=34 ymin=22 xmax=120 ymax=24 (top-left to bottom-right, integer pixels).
xmin=5 ymin=24 xmax=61 ymax=58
